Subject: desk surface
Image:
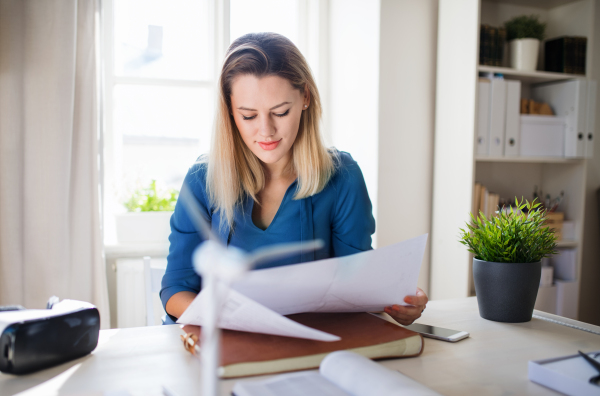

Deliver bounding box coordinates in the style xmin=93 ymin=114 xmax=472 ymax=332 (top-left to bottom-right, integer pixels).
xmin=2 ymin=297 xmax=600 ymax=396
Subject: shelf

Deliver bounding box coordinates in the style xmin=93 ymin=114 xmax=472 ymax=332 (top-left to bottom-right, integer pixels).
xmin=478 ymin=65 xmax=584 ymax=84
xmin=556 ymin=240 xmax=578 ymax=248
xmin=475 ymin=156 xmax=584 ymax=164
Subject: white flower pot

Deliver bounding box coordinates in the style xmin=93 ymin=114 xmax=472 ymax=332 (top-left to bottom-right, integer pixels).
xmin=115 ymin=212 xmax=173 ymax=244
xmin=509 ymin=38 xmax=540 ymax=71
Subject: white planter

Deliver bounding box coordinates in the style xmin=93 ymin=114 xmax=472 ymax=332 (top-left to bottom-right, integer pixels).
xmin=509 ymin=38 xmax=540 ymax=71
xmin=115 ymin=212 xmax=173 ymax=244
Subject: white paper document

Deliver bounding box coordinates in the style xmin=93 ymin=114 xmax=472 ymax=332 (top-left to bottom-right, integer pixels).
xmin=178 ymin=234 xmax=428 ymax=340
xmin=177 ymin=285 xmax=340 ymax=342
xmin=232 ymin=234 xmax=428 ymax=315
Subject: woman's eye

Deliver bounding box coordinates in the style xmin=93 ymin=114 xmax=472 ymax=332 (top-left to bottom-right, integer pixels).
xmin=274 ymin=109 xmax=290 ymax=118
xmin=242 ymin=115 xmax=256 ymax=120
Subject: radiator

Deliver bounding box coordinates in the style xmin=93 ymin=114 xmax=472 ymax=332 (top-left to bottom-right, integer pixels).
xmin=116 ymin=258 xmax=167 ymax=328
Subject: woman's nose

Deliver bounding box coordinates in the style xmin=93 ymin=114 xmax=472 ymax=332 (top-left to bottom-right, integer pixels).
xmin=258 ymin=115 xmax=275 ymax=137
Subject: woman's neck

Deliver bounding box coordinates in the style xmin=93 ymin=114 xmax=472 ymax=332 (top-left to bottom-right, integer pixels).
xmin=262 ymin=153 xmax=295 ymax=182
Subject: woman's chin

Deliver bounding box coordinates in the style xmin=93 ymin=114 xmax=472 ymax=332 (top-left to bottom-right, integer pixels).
xmin=253 ymin=148 xmax=289 ymax=165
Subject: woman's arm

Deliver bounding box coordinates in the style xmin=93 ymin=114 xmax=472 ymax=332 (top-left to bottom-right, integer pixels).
xmin=330 ymin=154 xmax=376 ymax=256
xmin=160 ymin=163 xmax=209 ymax=321
xmin=165 ymin=291 xmax=197 ymax=319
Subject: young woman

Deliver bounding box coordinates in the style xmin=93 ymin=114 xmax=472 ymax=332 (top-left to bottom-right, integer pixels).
xmin=160 ymin=32 xmax=428 ymax=325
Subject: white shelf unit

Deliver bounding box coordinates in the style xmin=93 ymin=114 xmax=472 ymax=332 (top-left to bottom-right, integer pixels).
xmin=431 ymin=0 xmax=594 ymax=320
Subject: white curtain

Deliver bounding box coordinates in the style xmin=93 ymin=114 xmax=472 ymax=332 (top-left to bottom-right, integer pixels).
xmin=0 ymin=0 xmax=110 ymax=328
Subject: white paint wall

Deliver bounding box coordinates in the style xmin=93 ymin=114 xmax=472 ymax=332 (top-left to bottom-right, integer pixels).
xmin=327 ymin=1 xmax=439 ymax=294
xmin=377 ymin=0 xmax=438 ymax=294
xmin=329 ymin=0 xmax=380 ymax=246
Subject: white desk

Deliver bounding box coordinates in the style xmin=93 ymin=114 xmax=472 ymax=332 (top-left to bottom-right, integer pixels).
xmin=2 ymin=297 xmax=600 ymax=396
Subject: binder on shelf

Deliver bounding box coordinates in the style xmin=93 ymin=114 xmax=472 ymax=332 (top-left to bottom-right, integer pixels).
xmin=504 ymin=80 xmax=521 ymax=157
xmin=489 ymin=77 xmax=507 ymax=156
xmin=532 ymin=80 xmax=587 ymax=158
xmin=585 ymin=80 xmax=597 ymax=159
xmin=477 ymin=78 xmax=491 ymax=155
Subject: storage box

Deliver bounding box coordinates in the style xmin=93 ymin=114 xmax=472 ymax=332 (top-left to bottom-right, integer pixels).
xmin=520 ymin=115 xmax=565 ymax=157
xmin=550 ymin=248 xmax=577 ymax=281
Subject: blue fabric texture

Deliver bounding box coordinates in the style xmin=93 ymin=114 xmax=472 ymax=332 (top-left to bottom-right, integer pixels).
xmin=159 ymin=150 xmax=376 ymax=319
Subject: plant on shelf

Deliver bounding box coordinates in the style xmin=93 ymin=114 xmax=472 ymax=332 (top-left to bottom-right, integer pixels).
xmin=123 ymin=180 xmax=179 ymax=212
xmin=459 ymin=198 xmax=558 ymax=323
xmin=504 ymin=15 xmax=546 ymax=71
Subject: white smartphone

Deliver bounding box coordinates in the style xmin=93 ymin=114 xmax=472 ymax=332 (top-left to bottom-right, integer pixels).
xmin=403 ymin=323 xmax=470 ymax=342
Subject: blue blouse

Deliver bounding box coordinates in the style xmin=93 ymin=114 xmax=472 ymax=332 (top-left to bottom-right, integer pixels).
xmin=159 ymin=150 xmax=376 ymax=313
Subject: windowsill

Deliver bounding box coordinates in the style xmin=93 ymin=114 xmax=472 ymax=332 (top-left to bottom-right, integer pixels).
xmin=104 ymin=242 xmax=169 ymax=260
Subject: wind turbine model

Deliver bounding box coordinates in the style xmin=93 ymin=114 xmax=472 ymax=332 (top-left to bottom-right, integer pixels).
xmin=178 ymin=183 xmax=323 ymax=396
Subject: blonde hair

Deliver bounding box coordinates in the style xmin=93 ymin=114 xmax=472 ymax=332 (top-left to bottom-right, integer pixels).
xmin=205 ymin=32 xmax=337 ymax=230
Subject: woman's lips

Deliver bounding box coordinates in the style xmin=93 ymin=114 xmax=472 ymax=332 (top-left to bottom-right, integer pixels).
xmin=258 ymin=139 xmax=281 ymax=151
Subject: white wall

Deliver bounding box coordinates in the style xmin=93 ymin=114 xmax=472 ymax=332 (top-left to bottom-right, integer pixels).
xmin=377 ymin=0 xmax=438 ymax=294
xmin=329 ymin=0 xmax=380 ymax=246
xmin=327 ymin=1 xmax=438 ymax=294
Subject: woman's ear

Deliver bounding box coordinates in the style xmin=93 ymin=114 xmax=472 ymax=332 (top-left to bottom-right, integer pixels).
xmin=303 ymin=84 xmax=310 ymax=109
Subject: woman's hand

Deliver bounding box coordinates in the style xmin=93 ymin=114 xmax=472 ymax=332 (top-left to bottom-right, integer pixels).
xmin=384 ymin=287 xmax=429 ymax=326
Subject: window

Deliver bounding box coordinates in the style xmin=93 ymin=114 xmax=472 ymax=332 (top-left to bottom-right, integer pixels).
xmin=103 ymin=0 xmax=324 ymax=245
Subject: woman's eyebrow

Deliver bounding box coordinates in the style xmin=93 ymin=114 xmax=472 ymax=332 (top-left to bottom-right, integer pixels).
xmin=237 ymin=102 xmax=291 ymax=111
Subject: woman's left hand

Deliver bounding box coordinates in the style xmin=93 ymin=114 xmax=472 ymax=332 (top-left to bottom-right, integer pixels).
xmin=384 ymin=287 xmax=429 ymax=326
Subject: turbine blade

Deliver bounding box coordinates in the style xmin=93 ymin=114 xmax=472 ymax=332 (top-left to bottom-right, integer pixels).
xmin=247 ymin=240 xmax=324 ymax=266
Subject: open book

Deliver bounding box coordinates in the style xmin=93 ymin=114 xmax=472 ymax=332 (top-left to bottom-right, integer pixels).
xmin=232 ymin=350 xmax=442 ymax=396
xmin=180 ymin=312 xmax=423 ymax=378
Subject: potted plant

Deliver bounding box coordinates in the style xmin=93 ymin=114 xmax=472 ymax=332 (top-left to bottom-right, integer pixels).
xmin=459 ymin=198 xmax=558 ymax=322
xmin=504 ymin=15 xmax=546 ymax=71
xmin=116 ymin=180 xmax=179 ymax=244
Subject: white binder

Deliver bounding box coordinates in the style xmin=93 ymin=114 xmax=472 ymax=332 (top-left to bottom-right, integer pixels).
xmin=504 ymin=80 xmax=521 ymax=157
xmin=489 ymin=77 xmax=507 ymax=156
xmin=585 ymin=80 xmax=597 ymax=158
xmin=532 ymin=79 xmax=587 ymax=158
xmin=476 ymin=79 xmax=491 ymax=156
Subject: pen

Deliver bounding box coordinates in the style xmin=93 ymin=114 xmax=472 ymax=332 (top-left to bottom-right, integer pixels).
xmin=577 ymin=350 xmax=600 ymax=385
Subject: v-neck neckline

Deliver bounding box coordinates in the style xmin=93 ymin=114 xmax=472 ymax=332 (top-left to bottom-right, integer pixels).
xmin=249 ymin=179 xmax=298 ymax=232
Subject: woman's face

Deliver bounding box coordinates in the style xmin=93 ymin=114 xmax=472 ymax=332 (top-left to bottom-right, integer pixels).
xmin=230 ymin=74 xmax=308 ymax=168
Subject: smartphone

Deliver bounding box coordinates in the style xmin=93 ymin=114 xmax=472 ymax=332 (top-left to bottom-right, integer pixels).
xmin=403 ymin=323 xmax=469 ymax=342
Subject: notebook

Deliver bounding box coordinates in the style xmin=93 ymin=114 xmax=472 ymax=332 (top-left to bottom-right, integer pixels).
xmin=180 ymin=312 xmax=423 ymax=378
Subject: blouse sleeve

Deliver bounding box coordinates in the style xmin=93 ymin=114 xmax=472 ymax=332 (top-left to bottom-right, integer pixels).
xmin=331 ymin=153 xmax=376 ymax=257
xmin=159 ymin=163 xmax=209 ymax=313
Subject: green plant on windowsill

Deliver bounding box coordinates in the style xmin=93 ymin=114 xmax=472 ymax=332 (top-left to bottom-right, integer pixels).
xmin=459 ymin=198 xmax=558 ymax=263
xmin=504 ymin=15 xmax=546 ymax=41
xmin=123 ymin=180 xmax=179 ymax=212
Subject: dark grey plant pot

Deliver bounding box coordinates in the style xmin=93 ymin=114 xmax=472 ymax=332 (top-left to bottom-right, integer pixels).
xmin=473 ymin=258 xmax=541 ymax=323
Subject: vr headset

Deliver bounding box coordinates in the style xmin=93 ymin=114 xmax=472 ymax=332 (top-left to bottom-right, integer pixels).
xmin=0 ymin=298 xmax=100 ymax=374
